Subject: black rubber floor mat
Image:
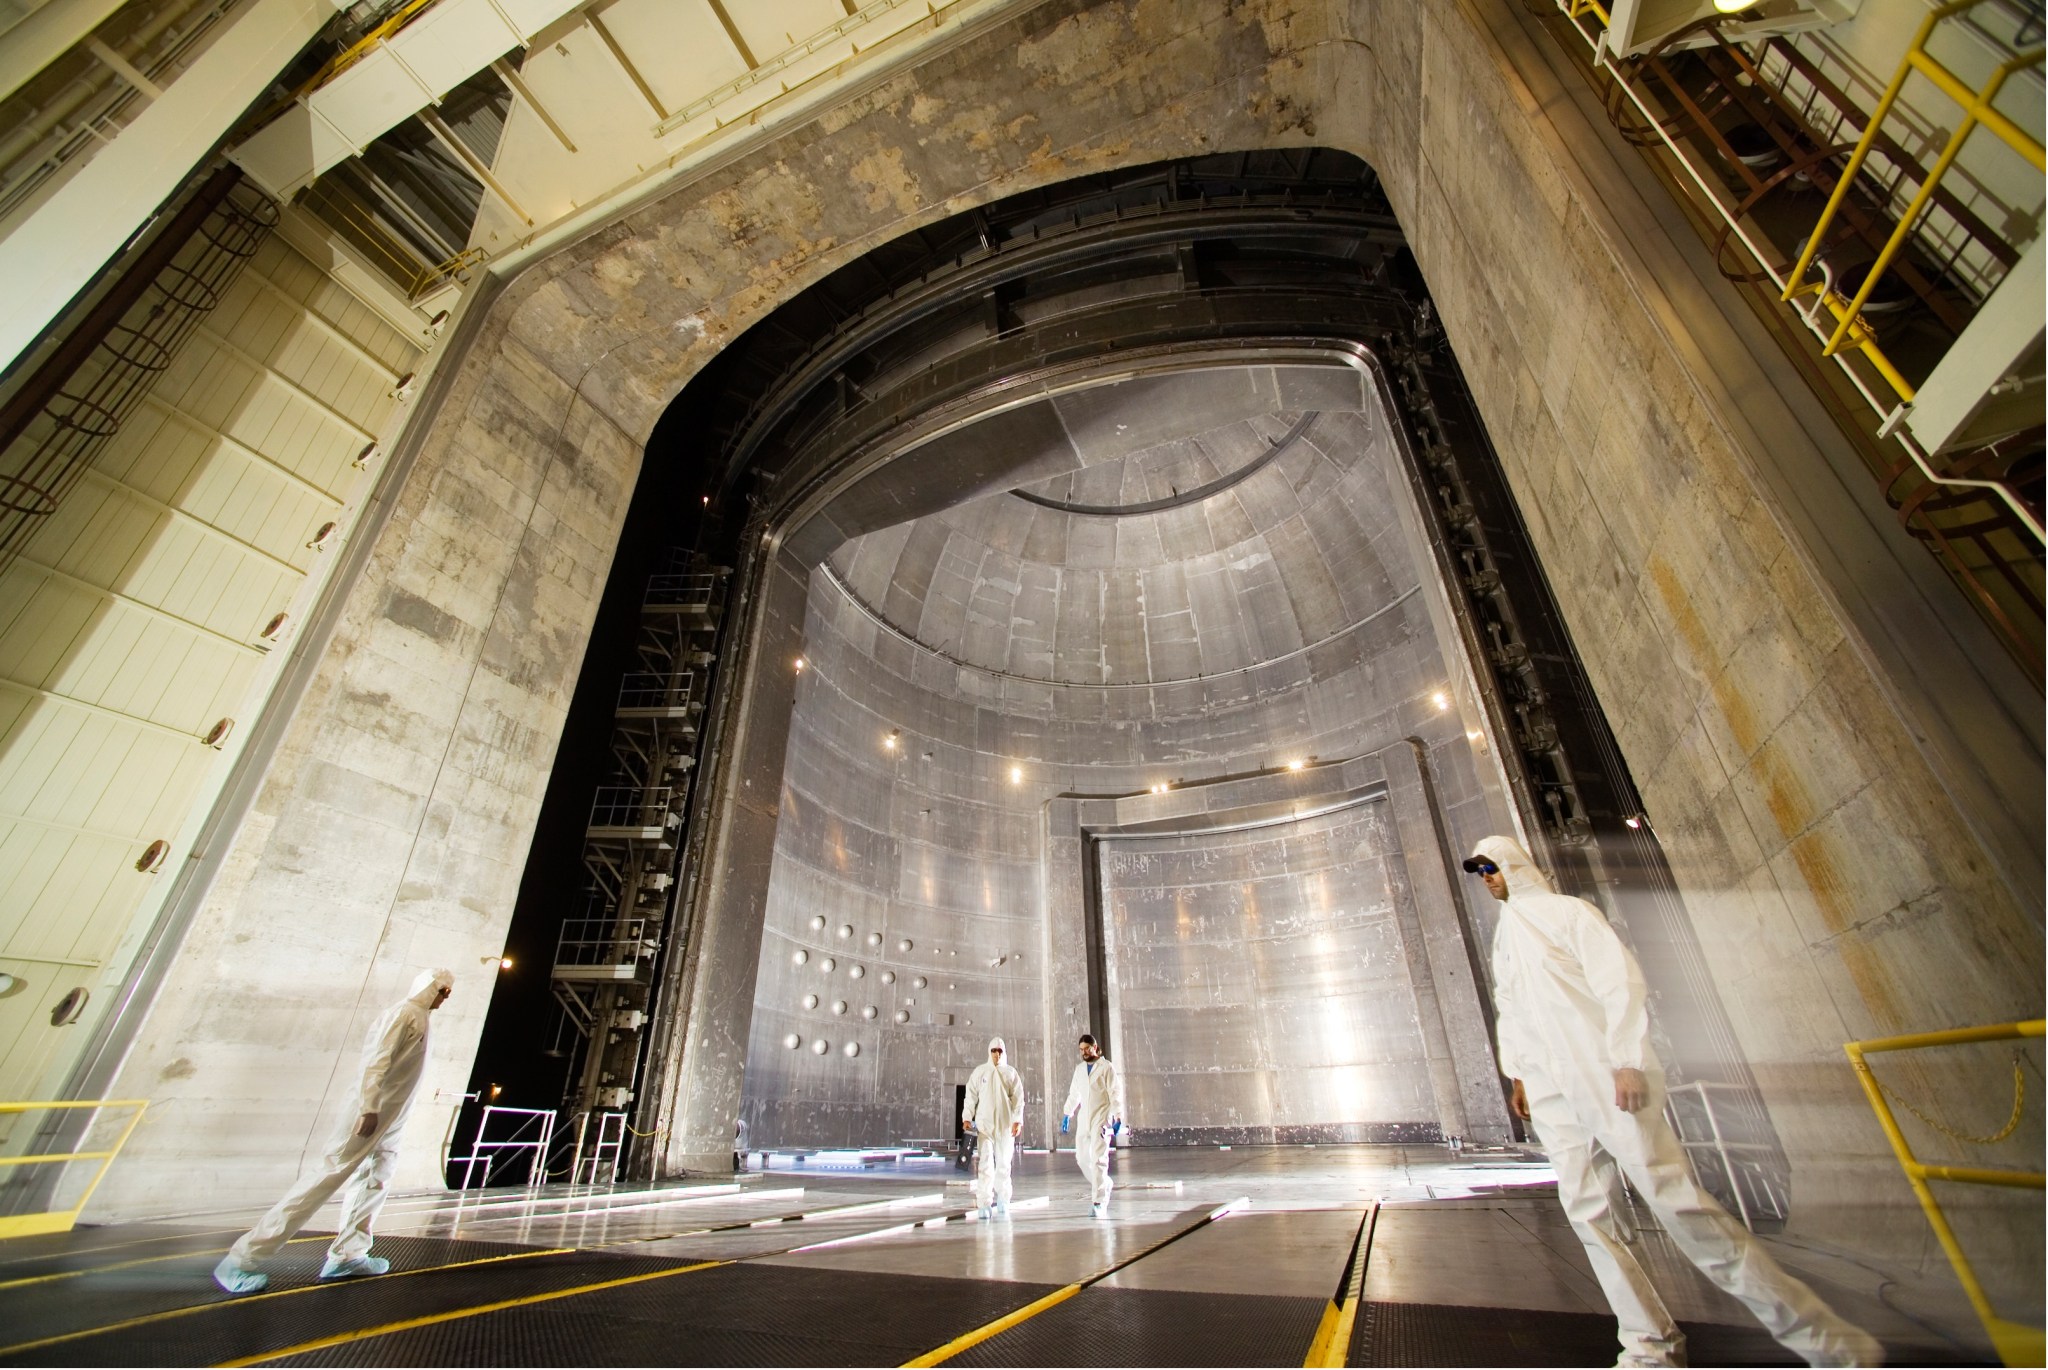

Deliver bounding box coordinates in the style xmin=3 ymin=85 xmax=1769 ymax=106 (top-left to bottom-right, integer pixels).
xmin=274 ymin=1263 xmax=1066 ymax=1367
xmin=1350 ymin=1302 xmax=1989 ymax=1367
xmin=947 ymin=1286 xmax=1328 ymax=1367
xmin=0 ymin=1243 xmax=686 ymax=1366
xmin=0 ymin=1226 xmax=248 ymax=1287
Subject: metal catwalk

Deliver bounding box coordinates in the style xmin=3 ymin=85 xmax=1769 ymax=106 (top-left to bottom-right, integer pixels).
xmin=0 ymin=1148 xmax=1985 ymax=1366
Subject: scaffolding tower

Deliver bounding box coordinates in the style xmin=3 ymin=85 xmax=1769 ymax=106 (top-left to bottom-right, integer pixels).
xmin=551 ymin=552 xmax=726 ymax=1128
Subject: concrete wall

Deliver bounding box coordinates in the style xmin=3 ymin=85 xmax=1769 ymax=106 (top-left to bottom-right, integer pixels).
xmin=82 ymin=1 xmax=2038 ymax=1306
xmin=1337 ymin=2 xmax=2042 ymax=1277
xmin=89 ymin=308 xmax=641 ymax=1210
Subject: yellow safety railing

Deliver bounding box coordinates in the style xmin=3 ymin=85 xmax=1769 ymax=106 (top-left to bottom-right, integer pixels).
xmin=1844 ymin=1020 xmax=2044 ymax=1368
xmin=0 ymin=1099 xmax=149 ymax=1239
xmin=1784 ymin=0 xmax=2044 ymax=375
xmin=1539 ymin=0 xmax=2046 ymax=551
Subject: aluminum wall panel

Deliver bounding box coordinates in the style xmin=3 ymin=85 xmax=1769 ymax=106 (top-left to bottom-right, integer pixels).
xmin=1100 ymin=802 xmax=1436 ymax=1134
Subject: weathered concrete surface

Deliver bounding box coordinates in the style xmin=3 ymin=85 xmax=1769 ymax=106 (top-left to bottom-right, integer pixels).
xmin=88 ymin=0 xmax=2038 ymax=1304
xmin=90 ymin=312 xmax=642 ymax=1210
xmin=1338 ymin=0 xmax=2043 ymax=1283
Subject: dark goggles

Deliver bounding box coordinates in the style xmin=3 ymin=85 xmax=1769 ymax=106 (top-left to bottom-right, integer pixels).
xmin=1461 ymin=857 xmax=1500 ymax=876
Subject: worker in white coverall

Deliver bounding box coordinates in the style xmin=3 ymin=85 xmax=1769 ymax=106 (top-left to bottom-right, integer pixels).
xmin=1060 ymin=1032 xmax=1125 ymax=1218
xmin=213 ymin=968 xmax=455 ymax=1294
xmin=1467 ymin=836 xmax=1881 ymax=1368
xmin=961 ymin=1037 xmax=1024 ymax=1221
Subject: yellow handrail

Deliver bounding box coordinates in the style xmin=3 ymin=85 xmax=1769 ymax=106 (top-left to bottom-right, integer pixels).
xmin=1780 ymin=0 xmax=2044 ymax=366
xmin=1844 ymin=1020 xmax=2044 ymax=1368
xmin=0 ymin=1099 xmax=149 ymax=1240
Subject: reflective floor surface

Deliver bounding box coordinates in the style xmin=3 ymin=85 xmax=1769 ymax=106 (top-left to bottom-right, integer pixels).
xmin=0 ymin=1146 xmax=1992 ymax=1366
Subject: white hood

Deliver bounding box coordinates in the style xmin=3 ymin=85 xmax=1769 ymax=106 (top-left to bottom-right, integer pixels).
xmin=407 ymin=967 xmax=454 ymax=1008
xmin=1470 ymin=835 xmax=1554 ymax=897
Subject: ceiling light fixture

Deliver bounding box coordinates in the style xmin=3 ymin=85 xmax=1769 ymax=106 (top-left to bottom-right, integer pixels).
xmin=1430 ymin=690 xmax=1451 ymax=712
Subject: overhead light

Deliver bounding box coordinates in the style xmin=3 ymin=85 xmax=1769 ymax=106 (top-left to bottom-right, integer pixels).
xmin=1009 ymin=765 xmax=1023 ymax=784
xmin=1713 ymin=0 xmax=1757 ymax=11
xmin=884 ymin=730 xmax=899 ymax=751
xmin=1286 ymin=759 xmax=1306 ymax=771
xmin=794 ymin=656 xmax=806 ymax=672
xmin=501 ymin=956 xmax=514 ymax=970
xmin=1430 ymin=690 xmax=1450 ymax=712
xmin=1625 ymin=814 xmax=1646 ymax=830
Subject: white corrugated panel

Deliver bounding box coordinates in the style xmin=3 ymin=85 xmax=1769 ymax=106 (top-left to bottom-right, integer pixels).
xmin=0 ymin=230 xmax=425 ymax=1103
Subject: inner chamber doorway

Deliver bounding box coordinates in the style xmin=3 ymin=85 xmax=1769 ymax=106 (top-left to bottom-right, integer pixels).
xmin=1098 ymin=800 xmax=1439 ymax=1144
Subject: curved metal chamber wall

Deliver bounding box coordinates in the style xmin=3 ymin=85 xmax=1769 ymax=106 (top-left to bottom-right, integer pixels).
xmin=739 ymin=394 xmax=1518 ymax=1148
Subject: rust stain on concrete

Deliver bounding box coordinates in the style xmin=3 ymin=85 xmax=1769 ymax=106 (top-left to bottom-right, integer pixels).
xmin=1788 ymin=827 xmax=1902 ymax=1029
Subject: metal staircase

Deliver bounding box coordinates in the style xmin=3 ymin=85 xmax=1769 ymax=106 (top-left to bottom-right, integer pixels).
xmin=551 ymin=552 xmax=725 ymax=1125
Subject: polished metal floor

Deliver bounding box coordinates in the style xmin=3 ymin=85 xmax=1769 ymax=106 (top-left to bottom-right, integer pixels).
xmin=0 ymin=1146 xmax=1991 ymax=1366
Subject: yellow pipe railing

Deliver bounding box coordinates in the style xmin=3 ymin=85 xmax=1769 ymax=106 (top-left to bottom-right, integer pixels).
xmin=1780 ymin=0 xmax=2044 ymax=365
xmin=1541 ymin=0 xmax=2046 ymax=547
xmin=1844 ymin=1020 xmax=2044 ymax=1369
xmin=0 ymin=1099 xmax=149 ymax=1239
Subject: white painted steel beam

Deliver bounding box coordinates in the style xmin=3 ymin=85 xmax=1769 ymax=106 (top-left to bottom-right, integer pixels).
xmin=1905 ymin=237 xmax=2045 ymax=455
xmin=0 ymin=0 xmax=331 ymax=375
xmin=0 ymin=0 xmax=131 ymax=104
xmin=230 ymin=0 xmax=589 ymax=201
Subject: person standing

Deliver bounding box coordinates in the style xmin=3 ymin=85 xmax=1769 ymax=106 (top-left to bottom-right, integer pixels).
xmin=962 ymin=1036 xmax=1024 ymax=1221
xmin=1060 ymin=1033 xmax=1125 ymax=1218
xmin=213 ymin=969 xmax=454 ymax=1293
xmin=1467 ymin=836 xmax=1880 ymax=1368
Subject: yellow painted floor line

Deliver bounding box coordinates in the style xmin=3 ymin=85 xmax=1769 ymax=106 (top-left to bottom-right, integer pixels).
xmin=0 ymin=1235 xmax=330 ymax=1293
xmin=0 ymin=1246 xmax=573 ymax=1359
xmin=0 ymin=1226 xmax=244 ymax=1269
xmin=902 ymin=1284 xmax=1082 ymax=1367
xmin=1303 ymin=1299 xmax=1345 ymax=1368
xmin=899 ymin=1197 xmax=1252 ymax=1367
xmin=1304 ymin=1203 xmax=1378 ymax=1369
xmin=218 ymin=1260 xmax=727 ymax=1367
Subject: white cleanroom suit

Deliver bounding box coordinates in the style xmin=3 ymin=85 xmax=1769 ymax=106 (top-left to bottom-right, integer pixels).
xmin=962 ymin=1036 xmax=1024 ymax=1218
xmin=215 ymin=968 xmax=454 ymax=1294
xmin=1061 ymin=1053 xmax=1126 ymax=1211
xmin=1474 ymin=836 xmax=1878 ymax=1368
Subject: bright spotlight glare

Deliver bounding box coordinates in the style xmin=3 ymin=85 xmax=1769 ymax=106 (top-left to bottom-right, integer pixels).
xmin=1009 ymin=765 xmax=1023 ymax=784
xmin=1287 ymin=759 xmax=1305 ymax=771
xmin=1431 ymin=690 xmax=1450 ymax=712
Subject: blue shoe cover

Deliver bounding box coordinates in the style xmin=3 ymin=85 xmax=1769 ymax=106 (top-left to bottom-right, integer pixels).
xmin=975 ymin=1205 xmax=991 ymax=1221
xmin=213 ymin=1255 xmax=268 ymax=1294
xmin=319 ymin=1254 xmax=390 ymax=1280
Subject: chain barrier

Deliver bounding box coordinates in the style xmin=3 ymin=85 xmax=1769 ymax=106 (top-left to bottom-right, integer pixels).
xmin=1876 ymin=1051 xmax=2027 ymax=1146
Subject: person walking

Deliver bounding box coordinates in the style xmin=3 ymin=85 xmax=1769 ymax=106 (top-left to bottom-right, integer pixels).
xmin=962 ymin=1036 xmax=1024 ymax=1221
xmin=1060 ymin=1033 xmax=1125 ymax=1218
xmin=1467 ymin=836 xmax=1880 ymax=1368
xmin=213 ymin=968 xmax=454 ymax=1293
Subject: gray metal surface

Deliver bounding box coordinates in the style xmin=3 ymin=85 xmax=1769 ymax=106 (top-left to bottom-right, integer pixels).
xmin=1100 ymin=802 xmax=1437 ymax=1137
